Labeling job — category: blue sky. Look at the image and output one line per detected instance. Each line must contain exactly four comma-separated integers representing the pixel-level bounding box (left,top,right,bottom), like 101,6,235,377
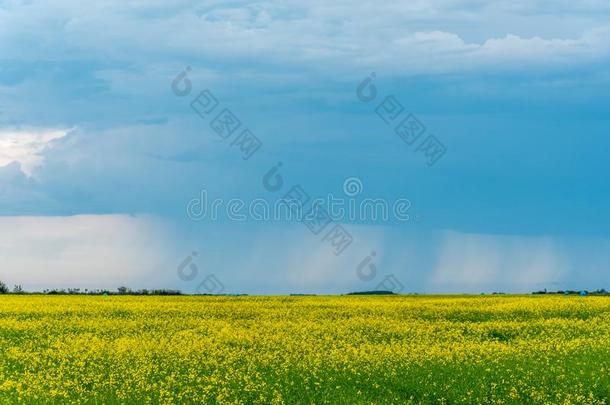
1,0,610,294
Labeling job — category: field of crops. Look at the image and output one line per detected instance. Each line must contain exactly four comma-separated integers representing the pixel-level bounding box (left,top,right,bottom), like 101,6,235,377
1,295,610,404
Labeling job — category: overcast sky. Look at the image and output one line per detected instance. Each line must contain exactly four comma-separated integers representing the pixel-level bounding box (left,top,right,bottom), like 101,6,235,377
1,0,609,294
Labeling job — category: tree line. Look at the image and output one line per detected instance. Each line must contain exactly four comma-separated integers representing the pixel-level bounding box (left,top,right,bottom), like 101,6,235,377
0,281,182,295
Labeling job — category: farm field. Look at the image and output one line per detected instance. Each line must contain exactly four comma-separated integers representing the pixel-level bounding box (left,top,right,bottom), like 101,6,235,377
1,295,610,404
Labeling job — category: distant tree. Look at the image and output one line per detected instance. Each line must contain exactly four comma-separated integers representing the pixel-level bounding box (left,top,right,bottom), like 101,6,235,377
152,289,181,295
0,281,9,294
347,290,396,295
117,286,131,295
13,285,24,294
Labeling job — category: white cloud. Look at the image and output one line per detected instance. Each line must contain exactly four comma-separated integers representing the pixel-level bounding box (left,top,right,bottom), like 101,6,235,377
0,128,68,176
1,1,610,78
0,214,178,291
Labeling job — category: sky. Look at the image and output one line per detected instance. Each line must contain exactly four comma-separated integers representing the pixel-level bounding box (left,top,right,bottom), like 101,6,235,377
1,0,609,294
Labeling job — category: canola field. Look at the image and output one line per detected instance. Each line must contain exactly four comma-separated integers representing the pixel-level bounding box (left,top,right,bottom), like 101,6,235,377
1,295,610,404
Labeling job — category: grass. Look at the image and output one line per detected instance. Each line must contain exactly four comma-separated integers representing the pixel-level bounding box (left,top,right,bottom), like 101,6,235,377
0,295,609,403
